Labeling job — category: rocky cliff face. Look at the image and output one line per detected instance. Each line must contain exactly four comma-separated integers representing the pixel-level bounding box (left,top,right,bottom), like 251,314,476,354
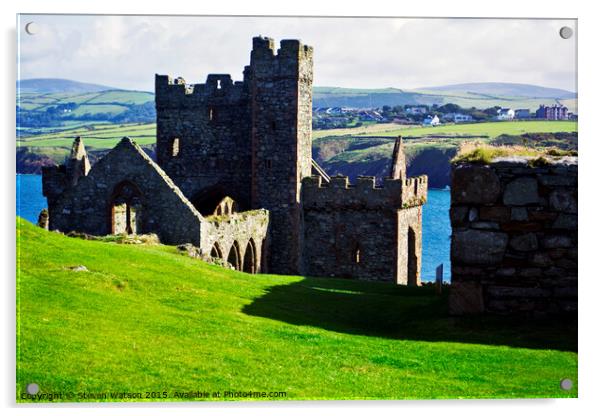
17,148,57,174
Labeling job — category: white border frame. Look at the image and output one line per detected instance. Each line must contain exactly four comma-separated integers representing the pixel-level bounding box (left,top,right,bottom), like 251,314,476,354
3,1,600,415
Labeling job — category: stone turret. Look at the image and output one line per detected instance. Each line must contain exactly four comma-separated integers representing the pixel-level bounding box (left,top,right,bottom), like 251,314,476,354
390,136,407,181
42,136,90,212
65,137,91,187
249,36,314,275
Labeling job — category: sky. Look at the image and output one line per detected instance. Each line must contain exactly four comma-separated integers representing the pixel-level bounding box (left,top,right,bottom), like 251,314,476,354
17,15,577,92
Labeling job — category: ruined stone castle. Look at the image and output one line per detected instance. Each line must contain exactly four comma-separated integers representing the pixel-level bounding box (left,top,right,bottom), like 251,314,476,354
42,36,427,284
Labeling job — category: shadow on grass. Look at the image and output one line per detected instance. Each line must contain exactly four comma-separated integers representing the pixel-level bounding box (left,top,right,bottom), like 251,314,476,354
242,277,577,352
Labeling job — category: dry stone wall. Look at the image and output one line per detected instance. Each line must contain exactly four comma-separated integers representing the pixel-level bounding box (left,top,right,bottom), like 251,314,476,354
449,157,577,316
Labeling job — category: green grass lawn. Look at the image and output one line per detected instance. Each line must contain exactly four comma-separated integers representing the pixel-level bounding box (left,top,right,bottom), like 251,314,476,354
16,218,577,402
315,120,577,141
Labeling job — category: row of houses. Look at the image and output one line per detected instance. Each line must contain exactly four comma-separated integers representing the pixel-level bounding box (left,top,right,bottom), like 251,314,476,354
314,103,575,129
422,113,475,126
535,104,571,120
496,105,574,121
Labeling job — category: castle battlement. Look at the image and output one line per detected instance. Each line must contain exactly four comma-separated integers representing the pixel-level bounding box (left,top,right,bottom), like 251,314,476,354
251,36,313,59
250,36,313,80
155,73,249,109
302,174,427,211
402,176,428,206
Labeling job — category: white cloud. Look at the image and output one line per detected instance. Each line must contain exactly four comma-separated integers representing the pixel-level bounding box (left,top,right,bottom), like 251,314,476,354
18,15,577,92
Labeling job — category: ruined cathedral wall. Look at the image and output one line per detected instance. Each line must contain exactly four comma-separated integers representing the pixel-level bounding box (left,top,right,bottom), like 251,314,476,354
48,140,204,246
449,158,578,316
301,175,426,282
155,74,253,207
200,209,270,272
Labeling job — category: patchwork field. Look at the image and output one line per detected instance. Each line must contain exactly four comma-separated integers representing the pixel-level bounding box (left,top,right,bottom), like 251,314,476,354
18,123,157,149
17,218,577,401
314,120,578,140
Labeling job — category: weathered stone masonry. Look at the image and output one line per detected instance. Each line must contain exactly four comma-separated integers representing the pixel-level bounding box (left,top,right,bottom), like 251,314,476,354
43,138,204,246
155,37,314,275
449,157,577,315
302,175,427,283
42,36,427,284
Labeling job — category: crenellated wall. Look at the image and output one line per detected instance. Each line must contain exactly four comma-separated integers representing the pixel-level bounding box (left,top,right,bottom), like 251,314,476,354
302,175,427,210
301,174,427,283
449,157,577,316
155,72,253,210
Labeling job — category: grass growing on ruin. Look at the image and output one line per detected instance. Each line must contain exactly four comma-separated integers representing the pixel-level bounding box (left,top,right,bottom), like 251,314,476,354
452,142,578,164
16,218,577,401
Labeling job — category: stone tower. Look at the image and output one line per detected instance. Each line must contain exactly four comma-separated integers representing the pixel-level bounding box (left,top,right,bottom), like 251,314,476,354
154,36,313,275
249,37,314,275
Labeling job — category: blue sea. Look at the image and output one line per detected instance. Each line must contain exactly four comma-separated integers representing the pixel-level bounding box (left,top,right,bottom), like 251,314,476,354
16,174,451,282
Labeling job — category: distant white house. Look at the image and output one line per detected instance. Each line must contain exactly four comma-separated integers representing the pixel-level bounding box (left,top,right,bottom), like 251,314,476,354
514,109,531,119
443,113,473,123
496,108,515,120
423,115,440,126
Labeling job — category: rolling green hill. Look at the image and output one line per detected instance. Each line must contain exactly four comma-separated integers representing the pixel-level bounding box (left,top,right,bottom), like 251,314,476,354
17,89,155,136
414,82,576,99
16,120,578,187
17,80,576,138
17,78,117,94
15,78,578,186
314,83,576,112
17,218,577,401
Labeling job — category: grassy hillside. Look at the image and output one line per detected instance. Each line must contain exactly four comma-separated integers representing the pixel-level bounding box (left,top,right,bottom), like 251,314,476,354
17,90,155,137
18,123,156,150
315,120,577,141
314,85,576,112
18,90,153,113
312,121,577,187
17,81,576,138
17,78,117,94
17,218,577,401
20,120,577,150
414,82,576,99
16,120,578,186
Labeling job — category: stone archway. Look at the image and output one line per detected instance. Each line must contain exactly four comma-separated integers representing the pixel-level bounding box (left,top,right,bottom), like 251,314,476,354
227,241,241,271
110,181,143,235
210,242,223,260
243,238,257,274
